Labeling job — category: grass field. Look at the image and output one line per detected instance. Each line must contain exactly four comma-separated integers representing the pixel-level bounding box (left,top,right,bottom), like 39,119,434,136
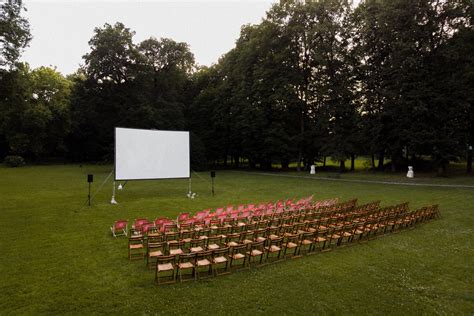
0,164,473,314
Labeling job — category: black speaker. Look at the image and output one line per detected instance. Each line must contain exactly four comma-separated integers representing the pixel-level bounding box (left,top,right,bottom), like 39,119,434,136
87,174,94,183
210,171,216,178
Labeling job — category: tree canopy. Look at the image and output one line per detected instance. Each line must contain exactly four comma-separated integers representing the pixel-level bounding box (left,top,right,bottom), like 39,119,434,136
0,0,472,174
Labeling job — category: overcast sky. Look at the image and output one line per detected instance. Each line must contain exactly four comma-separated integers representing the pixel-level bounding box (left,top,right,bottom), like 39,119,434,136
21,0,276,75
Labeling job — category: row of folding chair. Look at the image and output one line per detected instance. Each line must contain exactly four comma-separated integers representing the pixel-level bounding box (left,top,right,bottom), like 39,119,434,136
112,196,339,237
147,204,441,283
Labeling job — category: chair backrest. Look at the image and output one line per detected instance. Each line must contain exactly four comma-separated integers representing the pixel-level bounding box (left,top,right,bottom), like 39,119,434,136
163,223,178,233
231,244,248,255
177,212,190,222
207,235,221,245
178,252,196,264
114,220,128,230
269,237,284,247
190,238,205,248
250,240,265,252
141,223,155,234
156,254,176,266
212,247,230,257
134,218,149,228
165,232,179,242
196,250,213,261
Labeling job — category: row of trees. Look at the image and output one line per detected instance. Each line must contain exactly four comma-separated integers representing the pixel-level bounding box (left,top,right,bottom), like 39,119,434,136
1,0,473,173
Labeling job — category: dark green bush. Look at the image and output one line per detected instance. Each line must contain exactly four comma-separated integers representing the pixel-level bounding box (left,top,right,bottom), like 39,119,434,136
4,155,26,167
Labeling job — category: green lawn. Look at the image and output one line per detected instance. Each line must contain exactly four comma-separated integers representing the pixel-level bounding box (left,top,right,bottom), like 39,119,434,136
0,164,473,314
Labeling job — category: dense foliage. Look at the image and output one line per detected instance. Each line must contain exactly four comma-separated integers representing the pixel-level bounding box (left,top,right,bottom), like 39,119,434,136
0,0,472,173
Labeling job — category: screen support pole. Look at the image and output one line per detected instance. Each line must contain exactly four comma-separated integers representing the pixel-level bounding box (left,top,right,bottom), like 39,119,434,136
111,178,118,205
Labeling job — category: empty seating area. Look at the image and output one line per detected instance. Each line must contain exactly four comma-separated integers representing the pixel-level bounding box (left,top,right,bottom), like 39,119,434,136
111,196,440,284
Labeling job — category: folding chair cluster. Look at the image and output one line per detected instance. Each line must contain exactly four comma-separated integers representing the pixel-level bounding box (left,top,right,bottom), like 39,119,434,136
128,199,440,285
112,195,336,238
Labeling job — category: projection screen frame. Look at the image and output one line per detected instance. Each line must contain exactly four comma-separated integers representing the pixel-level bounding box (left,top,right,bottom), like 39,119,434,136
114,127,191,181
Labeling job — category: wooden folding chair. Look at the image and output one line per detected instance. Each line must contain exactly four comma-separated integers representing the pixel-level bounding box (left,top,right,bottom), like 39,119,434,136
282,234,300,258
128,235,145,260
212,247,231,276
147,241,166,269
195,250,214,279
246,241,265,267
177,253,196,282
155,255,176,285
265,237,283,263
225,232,242,248
297,231,314,255
230,244,248,271
189,238,206,253
168,240,185,256
206,235,222,251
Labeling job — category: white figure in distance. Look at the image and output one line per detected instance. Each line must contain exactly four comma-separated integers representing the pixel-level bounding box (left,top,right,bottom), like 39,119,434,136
407,166,414,178
310,165,316,175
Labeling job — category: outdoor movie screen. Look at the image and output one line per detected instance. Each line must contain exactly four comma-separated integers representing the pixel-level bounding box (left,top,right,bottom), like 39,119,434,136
115,127,190,180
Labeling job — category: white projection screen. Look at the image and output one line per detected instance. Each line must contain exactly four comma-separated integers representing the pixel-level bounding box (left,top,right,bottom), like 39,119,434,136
115,128,190,180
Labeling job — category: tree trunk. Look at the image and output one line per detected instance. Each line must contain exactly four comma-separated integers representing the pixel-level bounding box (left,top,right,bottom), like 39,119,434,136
339,160,345,173
377,151,384,171
249,159,256,169
350,154,355,171
371,154,376,169
281,159,289,171
234,155,239,169
467,148,472,174
323,156,326,168
437,162,446,176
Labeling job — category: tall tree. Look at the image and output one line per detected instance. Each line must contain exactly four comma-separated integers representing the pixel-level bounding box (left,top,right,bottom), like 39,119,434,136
1,65,72,158
0,0,31,69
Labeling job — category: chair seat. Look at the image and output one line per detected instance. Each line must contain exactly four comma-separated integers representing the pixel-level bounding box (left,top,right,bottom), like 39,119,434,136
307,228,317,233
227,241,239,247
237,222,246,226
249,249,263,256
207,244,220,250
256,237,266,242
198,235,208,240
190,246,204,252
178,262,194,269
232,253,245,260
267,245,281,252
286,242,298,248
343,232,352,237
316,237,326,242
158,263,174,271
269,234,279,240
129,244,143,249
182,238,192,243
355,230,364,234
149,250,163,257
302,240,312,245
243,239,253,244
197,259,211,266
213,256,227,263
169,249,183,255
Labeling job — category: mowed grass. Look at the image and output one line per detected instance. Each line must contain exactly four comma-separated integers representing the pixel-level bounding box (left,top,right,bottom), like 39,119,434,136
0,164,473,314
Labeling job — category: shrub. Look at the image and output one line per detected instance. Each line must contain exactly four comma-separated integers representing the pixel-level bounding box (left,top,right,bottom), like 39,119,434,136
3,155,26,167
